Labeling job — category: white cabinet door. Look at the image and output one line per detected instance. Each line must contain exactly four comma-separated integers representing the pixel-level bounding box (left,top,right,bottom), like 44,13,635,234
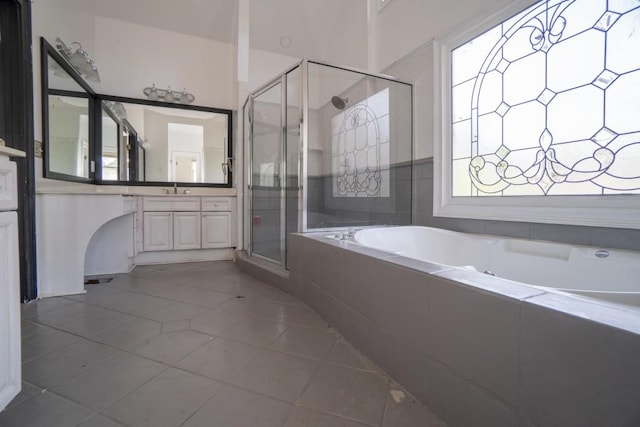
143,212,173,251
174,212,201,250
0,211,21,411
202,212,232,248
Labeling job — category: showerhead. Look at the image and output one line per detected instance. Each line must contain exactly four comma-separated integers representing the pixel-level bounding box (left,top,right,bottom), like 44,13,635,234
331,96,348,110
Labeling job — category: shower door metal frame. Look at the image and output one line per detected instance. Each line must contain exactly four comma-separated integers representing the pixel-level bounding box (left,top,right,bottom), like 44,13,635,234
246,62,303,266
245,59,412,266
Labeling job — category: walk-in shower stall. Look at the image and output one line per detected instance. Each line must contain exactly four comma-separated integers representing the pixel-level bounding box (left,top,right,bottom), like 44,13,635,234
244,61,413,267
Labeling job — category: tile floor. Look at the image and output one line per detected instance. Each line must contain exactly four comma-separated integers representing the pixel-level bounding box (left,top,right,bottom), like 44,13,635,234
2,261,445,427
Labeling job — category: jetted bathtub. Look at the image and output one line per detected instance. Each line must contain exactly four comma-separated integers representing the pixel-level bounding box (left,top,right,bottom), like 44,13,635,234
354,226,640,308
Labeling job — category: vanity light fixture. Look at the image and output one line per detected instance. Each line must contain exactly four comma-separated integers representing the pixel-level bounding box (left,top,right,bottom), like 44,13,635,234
55,37,101,82
143,84,195,104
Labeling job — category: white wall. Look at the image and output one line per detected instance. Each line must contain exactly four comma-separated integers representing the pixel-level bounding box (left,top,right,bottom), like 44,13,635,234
93,17,237,109
368,0,516,71
323,0,369,69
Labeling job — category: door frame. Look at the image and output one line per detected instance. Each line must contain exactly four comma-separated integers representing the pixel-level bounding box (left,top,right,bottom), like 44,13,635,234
0,0,37,301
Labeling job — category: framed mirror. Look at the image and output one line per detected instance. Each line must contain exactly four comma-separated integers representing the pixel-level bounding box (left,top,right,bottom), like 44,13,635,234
98,98,232,186
41,38,96,182
41,37,233,187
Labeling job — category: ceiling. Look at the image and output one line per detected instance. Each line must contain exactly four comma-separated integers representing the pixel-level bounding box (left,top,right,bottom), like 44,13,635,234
90,0,367,60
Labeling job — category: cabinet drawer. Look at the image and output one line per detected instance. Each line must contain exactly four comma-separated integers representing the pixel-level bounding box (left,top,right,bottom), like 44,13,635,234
202,197,234,212
143,196,200,212
0,159,17,211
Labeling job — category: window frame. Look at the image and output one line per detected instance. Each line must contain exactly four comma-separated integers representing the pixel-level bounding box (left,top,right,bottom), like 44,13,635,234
433,0,640,230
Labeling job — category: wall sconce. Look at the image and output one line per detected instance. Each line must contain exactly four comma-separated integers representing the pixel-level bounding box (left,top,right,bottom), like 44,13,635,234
143,84,195,104
55,37,101,82
103,101,127,121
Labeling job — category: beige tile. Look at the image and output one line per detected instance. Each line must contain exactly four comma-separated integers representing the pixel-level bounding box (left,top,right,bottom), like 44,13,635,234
105,368,223,427
232,349,319,402
182,385,292,427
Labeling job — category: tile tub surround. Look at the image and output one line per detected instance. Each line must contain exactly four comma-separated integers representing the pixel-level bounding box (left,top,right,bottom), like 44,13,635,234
413,158,640,252
244,233,640,427
3,261,444,427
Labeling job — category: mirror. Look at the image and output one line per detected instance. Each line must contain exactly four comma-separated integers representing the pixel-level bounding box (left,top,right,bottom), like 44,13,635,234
42,37,232,187
43,40,95,181
101,101,230,185
47,95,90,178
101,105,119,180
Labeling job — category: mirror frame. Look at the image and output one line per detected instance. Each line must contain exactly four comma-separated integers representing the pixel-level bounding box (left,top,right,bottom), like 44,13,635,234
96,95,233,187
41,38,96,183
41,37,234,188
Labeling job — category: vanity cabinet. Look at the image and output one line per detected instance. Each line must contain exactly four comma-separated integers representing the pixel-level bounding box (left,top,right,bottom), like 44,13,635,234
201,197,234,248
141,196,234,253
0,148,23,411
143,212,173,251
173,212,201,250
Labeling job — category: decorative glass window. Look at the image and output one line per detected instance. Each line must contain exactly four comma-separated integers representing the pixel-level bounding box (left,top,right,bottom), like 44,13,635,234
331,88,390,198
435,0,640,229
451,0,640,197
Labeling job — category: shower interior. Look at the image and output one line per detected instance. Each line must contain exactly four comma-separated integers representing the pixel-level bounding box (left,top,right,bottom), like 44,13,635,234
244,60,413,268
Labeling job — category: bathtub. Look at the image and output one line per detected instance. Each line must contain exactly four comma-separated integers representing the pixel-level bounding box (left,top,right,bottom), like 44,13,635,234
354,226,640,308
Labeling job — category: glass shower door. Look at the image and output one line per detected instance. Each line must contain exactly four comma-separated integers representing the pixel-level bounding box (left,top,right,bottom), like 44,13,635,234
250,82,283,263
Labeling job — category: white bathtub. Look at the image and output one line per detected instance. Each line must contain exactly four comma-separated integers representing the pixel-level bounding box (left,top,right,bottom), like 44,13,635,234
354,226,640,308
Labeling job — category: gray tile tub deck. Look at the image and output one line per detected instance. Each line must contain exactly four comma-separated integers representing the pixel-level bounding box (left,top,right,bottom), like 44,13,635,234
2,261,445,427
273,233,640,427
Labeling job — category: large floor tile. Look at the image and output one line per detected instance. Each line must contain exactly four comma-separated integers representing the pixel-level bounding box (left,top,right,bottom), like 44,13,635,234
35,304,138,339
143,301,209,323
76,414,126,427
284,406,372,427
299,363,389,426
51,352,167,411
21,326,81,362
218,317,288,347
178,289,235,309
21,297,79,320
382,384,446,427
232,349,320,402
72,285,173,316
23,339,119,388
131,330,213,365
21,320,48,338
182,385,293,427
5,381,42,409
270,326,338,360
176,337,263,382
190,309,247,336
91,316,163,350
0,391,93,427
104,368,223,427
325,338,379,372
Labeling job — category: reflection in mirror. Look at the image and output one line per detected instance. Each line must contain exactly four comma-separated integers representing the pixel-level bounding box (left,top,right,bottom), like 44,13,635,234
47,53,86,92
48,95,90,178
119,122,136,181
137,142,146,181
109,102,229,184
101,105,119,180
43,39,95,182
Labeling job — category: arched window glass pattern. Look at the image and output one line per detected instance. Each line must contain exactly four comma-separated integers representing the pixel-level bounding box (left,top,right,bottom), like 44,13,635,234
451,0,640,197
331,88,390,197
